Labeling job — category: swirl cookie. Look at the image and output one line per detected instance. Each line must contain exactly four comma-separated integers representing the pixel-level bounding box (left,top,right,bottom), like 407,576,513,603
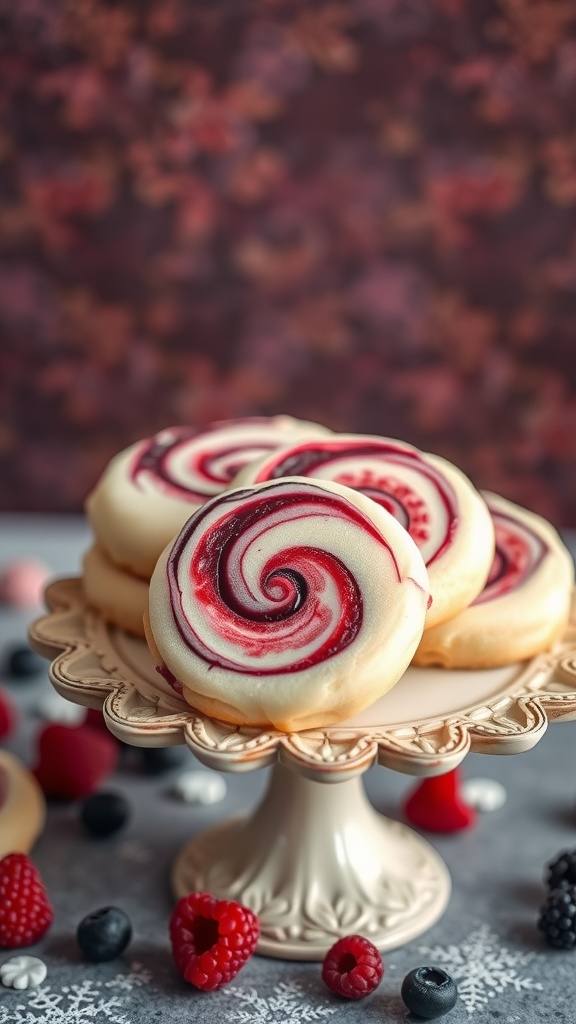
145,478,430,732
86,416,331,578
413,492,574,668
233,435,494,628
82,546,148,637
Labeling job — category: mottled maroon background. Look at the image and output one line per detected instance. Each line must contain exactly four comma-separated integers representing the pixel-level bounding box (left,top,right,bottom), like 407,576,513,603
1,0,576,523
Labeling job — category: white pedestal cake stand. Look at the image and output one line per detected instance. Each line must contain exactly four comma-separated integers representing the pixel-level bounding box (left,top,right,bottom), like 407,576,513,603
30,579,576,961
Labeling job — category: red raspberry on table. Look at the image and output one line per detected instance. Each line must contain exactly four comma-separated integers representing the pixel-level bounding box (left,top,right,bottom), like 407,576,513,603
33,722,118,800
0,686,16,740
0,853,53,948
169,892,260,991
322,934,384,999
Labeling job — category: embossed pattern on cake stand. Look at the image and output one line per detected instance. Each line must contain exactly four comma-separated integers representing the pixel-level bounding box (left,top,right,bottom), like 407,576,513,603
30,580,576,960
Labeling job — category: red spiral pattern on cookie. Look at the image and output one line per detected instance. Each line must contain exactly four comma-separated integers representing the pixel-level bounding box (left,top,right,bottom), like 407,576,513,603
130,418,322,504
166,481,398,676
473,505,547,606
247,439,457,566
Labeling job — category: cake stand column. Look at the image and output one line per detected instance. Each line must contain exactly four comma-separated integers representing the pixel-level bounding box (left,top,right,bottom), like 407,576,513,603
172,761,450,960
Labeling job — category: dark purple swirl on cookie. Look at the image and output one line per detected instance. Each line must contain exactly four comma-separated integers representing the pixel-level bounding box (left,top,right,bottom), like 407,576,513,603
248,438,458,565
165,481,399,676
130,419,300,503
472,504,547,606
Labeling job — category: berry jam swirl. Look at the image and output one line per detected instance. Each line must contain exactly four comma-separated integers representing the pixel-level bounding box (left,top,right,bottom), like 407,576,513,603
250,439,458,567
130,420,304,503
473,506,548,606
166,481,401,676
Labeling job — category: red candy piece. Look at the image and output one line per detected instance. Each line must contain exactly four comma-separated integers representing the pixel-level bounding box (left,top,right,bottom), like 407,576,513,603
322,934,384,999
170,892,260,991
404,768,476,834
0,560,49,609
0,687,16,740
0,853,53,948
33,723,118,800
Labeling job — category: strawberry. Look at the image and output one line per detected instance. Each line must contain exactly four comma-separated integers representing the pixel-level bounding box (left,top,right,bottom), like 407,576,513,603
170,892,259,991
0,853,53,948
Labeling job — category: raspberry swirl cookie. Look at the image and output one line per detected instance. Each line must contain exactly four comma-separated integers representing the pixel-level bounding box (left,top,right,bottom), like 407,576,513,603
414,492,574,668
145,478,430,732
233,435,494,628
86,416,330,578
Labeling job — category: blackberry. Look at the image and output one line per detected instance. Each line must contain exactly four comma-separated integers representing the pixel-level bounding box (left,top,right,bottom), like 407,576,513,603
537,887,576,949
546,849,576,891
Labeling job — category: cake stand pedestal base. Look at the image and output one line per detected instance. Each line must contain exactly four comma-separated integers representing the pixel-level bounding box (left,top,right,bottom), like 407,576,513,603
172,762,450,960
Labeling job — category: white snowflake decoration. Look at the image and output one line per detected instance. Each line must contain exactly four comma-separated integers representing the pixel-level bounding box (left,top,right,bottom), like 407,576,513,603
419,923,543,1014
0,962,150,1023
224,980,337,1024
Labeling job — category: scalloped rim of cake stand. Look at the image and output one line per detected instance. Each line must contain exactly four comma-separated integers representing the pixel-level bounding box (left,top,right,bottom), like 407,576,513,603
29,579,576,782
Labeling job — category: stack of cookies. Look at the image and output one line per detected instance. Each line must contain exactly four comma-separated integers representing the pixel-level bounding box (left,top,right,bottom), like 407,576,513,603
83,416,331,637
82,416,574,732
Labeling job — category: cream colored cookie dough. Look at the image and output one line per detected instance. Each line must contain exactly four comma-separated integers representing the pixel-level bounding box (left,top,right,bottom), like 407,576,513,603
233,434,495,629
86,416,331,578
146,477,430,732
413,492,574,668
0,750,46,857
82,545,148,637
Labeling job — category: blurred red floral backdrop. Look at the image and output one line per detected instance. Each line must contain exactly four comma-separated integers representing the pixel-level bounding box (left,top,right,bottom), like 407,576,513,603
1,0,576,523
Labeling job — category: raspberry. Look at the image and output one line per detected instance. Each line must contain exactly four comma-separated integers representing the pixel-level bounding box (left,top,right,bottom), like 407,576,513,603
322,934,384,999
0,854,53,948
546,849,576,891
0,687,16,740
169,892,259,991
33,723,118,800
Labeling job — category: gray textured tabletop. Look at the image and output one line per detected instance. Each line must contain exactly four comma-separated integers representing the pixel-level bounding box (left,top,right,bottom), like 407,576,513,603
1,515,576,1024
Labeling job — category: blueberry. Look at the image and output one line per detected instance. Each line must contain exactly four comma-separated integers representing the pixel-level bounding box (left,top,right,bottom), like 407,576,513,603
77,906,132,962
3,644,44,679
80,791,130,838
141,746,186,775
401,966,458,1019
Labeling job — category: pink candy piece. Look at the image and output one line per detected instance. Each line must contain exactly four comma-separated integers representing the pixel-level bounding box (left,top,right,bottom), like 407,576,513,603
0,561,50,609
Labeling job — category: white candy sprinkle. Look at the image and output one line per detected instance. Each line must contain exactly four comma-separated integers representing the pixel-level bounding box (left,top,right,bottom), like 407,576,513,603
462,777,507,813
36,688,86,725
172,771,227,805
0,955,47,990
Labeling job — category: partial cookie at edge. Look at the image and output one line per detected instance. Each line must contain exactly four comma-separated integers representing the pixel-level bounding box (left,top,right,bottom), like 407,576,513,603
413,491,574,668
